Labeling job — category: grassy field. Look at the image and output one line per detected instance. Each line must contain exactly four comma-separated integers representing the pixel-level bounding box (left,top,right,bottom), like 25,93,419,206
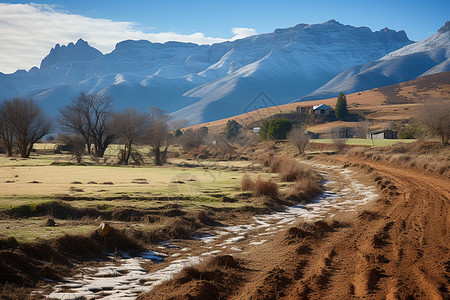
0,156,270,201
0,152,276,242
309,138,417,147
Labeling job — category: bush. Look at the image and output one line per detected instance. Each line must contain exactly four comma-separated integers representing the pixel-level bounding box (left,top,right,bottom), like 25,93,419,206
179,128,205,151
287,178,322,202
253,178,278,199
241,174,254,191
240,176,278,199
223,120,242,140
269,156,316,182
398,124,417,139
61,134,86,163
259,119,293,140
333,138,346,153
268,119,293,140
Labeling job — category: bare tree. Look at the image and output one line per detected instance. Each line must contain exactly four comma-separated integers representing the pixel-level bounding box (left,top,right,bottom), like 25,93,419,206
178,128,205,151
57,100,91,154
0,98,52,158
357,119,371,139
415,99,450,147
57,92,114,157
168,119,188,131
288,126,309,154
0,102,15,156
331,127,348,153
61,134,86,163
110,108,149,164
145,107,171,166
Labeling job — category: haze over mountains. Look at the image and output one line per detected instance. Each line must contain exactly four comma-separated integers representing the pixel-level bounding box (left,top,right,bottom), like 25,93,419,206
1,20,448,124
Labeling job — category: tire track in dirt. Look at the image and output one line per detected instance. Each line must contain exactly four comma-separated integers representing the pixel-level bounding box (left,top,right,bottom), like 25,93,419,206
230,158,449,299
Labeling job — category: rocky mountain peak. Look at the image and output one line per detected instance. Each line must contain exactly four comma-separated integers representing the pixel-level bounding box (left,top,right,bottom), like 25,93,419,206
40,38,103,70
324,19,341,25
438,21,450,33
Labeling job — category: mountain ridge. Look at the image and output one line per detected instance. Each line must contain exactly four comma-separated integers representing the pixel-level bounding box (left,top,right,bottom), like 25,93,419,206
301,20,450,101
0,20,419,124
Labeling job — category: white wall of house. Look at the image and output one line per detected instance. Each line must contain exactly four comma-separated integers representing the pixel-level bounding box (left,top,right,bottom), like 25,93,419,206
313,109,333,115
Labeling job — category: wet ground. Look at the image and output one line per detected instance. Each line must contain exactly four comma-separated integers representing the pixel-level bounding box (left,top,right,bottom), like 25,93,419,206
40,162,378,300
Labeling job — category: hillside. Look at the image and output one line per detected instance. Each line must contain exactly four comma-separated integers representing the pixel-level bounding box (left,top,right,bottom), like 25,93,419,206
304,21,450,101
188,71,450,134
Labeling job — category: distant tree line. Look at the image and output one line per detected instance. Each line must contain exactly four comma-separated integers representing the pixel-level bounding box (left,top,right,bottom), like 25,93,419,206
0,93,180,165
1,92,447,162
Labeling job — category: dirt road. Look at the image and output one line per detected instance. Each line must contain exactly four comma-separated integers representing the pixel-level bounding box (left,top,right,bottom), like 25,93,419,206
144,157,449,299
231,158,449,299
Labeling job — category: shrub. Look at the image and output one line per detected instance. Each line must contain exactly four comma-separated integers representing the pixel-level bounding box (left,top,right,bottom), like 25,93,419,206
241,174,254,191
240,175,278,199
267,119,293,140
259,119,294,140
269,156,316,182
398,124,417,139
179,128,205,151
289,178,322,200
333,138,346,153
223,120,242,140
253,178,278,199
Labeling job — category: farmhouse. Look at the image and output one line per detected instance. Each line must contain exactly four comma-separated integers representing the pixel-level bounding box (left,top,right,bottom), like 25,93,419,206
367,129,398,139
297,105,313,114
313,104,334,115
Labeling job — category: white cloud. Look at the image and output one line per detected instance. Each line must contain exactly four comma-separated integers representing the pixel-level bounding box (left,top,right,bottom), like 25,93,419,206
0,3,257,74
230,28,258,40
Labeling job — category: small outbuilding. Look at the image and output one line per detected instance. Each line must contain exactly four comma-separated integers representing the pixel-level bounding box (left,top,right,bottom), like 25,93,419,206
297,105,313,114
313,104,334,115
367,130,397,139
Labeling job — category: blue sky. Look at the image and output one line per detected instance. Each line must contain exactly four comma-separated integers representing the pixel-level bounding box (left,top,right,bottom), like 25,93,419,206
0,0,449,73
3,0,448,40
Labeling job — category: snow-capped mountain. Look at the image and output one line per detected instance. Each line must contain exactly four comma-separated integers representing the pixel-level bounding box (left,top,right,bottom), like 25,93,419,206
303,21,450,101
0,20,413,124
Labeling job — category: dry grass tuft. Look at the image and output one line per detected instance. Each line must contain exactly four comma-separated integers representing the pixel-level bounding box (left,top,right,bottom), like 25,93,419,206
253,178,279,199
269,156,316,182
240,175,278,199
141,254,243,299
241,174,254,191
287,178,322,202
134,217,197,244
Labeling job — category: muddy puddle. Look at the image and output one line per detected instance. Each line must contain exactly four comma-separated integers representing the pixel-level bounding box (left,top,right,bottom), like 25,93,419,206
40,163,377,299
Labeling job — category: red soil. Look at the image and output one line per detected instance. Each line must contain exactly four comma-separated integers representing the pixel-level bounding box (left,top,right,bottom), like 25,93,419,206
141,157,449,299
